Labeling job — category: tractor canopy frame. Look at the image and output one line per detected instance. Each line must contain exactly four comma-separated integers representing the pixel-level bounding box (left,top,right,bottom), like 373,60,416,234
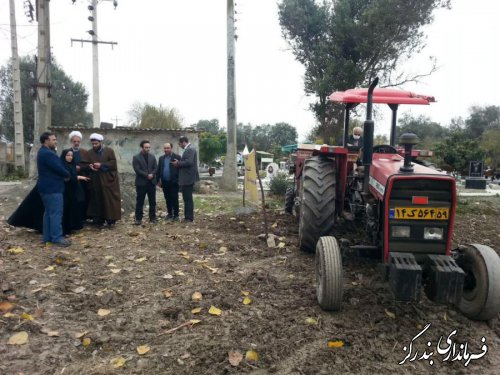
329,88,435,147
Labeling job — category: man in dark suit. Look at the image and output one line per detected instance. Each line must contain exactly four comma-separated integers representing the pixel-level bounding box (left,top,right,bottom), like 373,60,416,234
37,131,71,246
132,140,158,225
156,142,181,221
172,136,200,222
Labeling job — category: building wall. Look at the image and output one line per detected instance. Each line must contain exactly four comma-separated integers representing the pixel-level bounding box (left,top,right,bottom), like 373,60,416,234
50,127,200,174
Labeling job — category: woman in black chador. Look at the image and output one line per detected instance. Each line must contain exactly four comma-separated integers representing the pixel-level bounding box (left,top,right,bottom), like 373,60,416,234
60,149,89,234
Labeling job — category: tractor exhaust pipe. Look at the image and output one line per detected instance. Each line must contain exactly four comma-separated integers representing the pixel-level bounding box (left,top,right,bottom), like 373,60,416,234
363,77,378,195
399,133,419,173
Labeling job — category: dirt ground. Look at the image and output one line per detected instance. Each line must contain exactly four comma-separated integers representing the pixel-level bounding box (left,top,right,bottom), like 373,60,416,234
1,181,500,374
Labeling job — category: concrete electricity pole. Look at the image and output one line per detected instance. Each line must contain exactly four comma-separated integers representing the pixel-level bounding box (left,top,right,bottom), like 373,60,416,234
30,0,51,177
221,0,238,191
9,0,25,171
71,0,118,128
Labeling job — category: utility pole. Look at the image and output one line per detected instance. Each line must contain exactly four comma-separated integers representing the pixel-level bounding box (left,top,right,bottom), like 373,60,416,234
9,0,25,171
71,0,118,128
221,0,238,191
30,0,51,178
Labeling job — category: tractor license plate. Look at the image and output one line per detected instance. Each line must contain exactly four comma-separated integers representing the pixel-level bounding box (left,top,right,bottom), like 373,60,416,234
390,207,449,220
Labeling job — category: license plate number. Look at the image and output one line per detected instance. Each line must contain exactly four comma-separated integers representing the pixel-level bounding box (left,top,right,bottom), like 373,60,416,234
390,207,449,220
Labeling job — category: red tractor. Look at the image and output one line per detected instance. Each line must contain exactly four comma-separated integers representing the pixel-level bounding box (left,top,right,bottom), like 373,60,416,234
288,78,500,321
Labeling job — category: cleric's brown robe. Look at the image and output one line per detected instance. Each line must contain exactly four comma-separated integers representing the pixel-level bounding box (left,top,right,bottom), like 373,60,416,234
84,147,121,221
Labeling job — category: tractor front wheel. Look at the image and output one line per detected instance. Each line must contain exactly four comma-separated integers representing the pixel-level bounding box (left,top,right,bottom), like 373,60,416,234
456,244,500,321
298,157,336,252
316,236,343,311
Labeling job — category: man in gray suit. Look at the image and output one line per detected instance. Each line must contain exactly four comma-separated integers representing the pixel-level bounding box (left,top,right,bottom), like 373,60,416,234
132,140,158,225
172,136,200,222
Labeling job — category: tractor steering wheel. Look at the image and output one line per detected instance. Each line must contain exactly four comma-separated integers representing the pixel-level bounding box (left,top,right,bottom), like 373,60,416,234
373,144,398,154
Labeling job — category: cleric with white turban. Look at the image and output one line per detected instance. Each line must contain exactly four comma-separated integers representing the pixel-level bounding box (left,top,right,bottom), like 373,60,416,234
68,130,86,167
89,133,104,142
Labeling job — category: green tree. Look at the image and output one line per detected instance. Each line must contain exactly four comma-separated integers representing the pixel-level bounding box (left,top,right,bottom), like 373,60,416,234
268,122,298,146
374,134,389,145
0,55,91,142
194,119,220,135
464,105,500,139
129,103,183,129
236,123,254,149
396,113,448,149
481,128,500,171
199,132,227,165
278,0,449,141
434,131,484,174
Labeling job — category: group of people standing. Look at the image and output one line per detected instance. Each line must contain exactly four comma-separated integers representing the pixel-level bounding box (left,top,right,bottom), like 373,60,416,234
8,131,199,247
9,130,122,247
132,136,199,225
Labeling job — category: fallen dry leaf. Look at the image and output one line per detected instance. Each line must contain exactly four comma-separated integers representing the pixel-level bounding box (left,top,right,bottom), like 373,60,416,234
384,309,396,319
82,337,91,347
8,247,24,255
241,291,250,296
191,291,203,301
8,331,29,345
41,328,59,337
73,286,86,294
242,297,252,305
97,309,111,317
20,312,34,321
271,222,278,228
135,257,147,263
137,345,150,355
74,331,89,339
110,356,126,368
245,350,259,362
0,301,15,313
208,306,222,316
163,289,174,298
305,317,318,325
228,350,243,366
191,307,202,314
3,312,16,318
189,319,201,325
44,265,55,272
110,269,121,274
327,340,345,348
174,270,185,276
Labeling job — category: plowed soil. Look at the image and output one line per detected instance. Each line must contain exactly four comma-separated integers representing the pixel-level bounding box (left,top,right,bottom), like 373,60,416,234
1,182,500,374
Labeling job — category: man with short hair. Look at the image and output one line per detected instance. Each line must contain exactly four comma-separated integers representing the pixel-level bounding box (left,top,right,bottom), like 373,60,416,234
132,140,158,224
157,142,181,220
37,131,71,246
172,136,199,222
85,133,121,227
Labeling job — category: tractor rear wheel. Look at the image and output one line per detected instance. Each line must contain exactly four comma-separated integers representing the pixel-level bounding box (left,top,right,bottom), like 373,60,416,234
298,157,336,252
285,186,295,214
456,244,500,321
316,236,343,311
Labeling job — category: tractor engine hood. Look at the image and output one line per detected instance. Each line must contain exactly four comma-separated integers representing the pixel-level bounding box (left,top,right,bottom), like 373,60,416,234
368,153,448,199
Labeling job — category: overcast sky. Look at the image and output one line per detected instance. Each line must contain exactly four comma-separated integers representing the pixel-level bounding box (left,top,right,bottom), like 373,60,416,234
1,0,499,141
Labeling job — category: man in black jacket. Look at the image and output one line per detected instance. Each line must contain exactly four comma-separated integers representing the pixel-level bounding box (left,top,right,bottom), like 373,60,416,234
132,140,158,225
157,142,181,221
172,136,200,222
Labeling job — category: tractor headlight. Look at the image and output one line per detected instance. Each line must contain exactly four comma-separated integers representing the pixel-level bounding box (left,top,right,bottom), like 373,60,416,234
392,226,411,238
424,227,444,240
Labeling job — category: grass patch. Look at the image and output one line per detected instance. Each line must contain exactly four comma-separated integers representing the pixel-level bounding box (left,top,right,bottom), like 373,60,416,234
194,193,284,215
456,196,500,215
